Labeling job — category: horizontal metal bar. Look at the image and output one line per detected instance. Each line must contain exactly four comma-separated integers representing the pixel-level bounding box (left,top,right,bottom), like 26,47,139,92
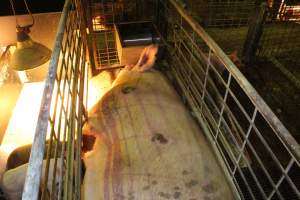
168,0,300,164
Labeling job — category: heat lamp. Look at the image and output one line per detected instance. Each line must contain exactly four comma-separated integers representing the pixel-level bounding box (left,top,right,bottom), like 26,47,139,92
9,25,51,71
8,0,52,71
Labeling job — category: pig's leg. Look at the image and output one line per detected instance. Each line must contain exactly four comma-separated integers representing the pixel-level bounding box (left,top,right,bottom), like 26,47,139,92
0,159,62,200
132,44,159,72
111,45,159,87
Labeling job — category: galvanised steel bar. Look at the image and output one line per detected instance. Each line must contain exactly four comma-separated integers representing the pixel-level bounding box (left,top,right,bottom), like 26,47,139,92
158,0,300,199
168,0,300,166
22,1,72,199
22,0,88,199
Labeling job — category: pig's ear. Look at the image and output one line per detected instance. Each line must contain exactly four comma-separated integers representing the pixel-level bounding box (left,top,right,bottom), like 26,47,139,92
135,44,159,72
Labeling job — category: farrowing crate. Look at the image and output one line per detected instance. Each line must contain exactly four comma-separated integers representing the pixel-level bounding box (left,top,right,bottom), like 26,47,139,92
22,0,300,199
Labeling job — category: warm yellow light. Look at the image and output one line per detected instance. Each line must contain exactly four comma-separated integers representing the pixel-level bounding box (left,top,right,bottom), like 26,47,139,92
17,71,29,83
87,71,113,110
0,80,74,157
1,82,45,155
92,16,109,31
0,144,18,156
0,70,114,172
0,98,12,111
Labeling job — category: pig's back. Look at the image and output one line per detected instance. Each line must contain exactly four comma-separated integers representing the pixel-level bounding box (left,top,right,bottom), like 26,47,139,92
83,70,235,200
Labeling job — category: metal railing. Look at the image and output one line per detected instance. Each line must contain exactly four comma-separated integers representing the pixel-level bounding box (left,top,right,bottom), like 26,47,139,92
86,0,122,70
257,0,300,78
20,0,300,199
258,0,300,59
22,0,88,199
156,0,300,199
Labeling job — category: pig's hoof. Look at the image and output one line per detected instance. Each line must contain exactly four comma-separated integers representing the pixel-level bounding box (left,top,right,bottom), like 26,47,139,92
151,133,168,144
121,86,136,94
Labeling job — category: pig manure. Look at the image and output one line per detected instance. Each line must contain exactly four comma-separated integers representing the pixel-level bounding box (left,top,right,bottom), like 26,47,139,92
122,86,136,94
182,170,189,175
158,192,171,199
173,191,181,199
151,133,168,144
185,179,199,188
143,185,151,190
173,186,180,190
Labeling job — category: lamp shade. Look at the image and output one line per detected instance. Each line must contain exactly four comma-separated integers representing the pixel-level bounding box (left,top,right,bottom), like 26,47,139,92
9,31,51,71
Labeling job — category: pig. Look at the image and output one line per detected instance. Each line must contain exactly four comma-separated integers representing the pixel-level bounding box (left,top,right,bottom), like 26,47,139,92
5,141,63,170
81,44,235,200
0,159,62,200
208,50,242,75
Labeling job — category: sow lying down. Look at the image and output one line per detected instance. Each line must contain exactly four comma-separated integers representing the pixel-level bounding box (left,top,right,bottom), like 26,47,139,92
82,45,234,200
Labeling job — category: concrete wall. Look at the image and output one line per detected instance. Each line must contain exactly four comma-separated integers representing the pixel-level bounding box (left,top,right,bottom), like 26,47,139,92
0,12,61,48
0,12,61,144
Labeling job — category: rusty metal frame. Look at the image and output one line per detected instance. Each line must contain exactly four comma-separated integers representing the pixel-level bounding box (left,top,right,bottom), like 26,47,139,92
22,0,88,199
157,0,300,199
20,0,300,199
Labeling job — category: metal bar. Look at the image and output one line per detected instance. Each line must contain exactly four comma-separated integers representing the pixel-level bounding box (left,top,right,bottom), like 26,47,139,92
168,0,300,164
158,1,300,199
58,43,73,200
75,49,86,200
169,57,241,199
22,1,72,199
242,3,267,65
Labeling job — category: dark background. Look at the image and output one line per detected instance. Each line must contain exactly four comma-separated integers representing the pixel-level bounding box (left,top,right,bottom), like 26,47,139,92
0,0,64,16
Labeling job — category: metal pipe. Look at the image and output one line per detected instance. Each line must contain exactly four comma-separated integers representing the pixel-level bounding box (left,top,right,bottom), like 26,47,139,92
168,0,300,164
22,0,72,199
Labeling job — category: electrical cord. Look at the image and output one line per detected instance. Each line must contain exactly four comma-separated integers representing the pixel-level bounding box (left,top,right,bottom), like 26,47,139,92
8,0,35,28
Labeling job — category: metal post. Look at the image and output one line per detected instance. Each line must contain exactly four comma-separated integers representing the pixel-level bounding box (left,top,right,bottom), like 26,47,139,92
242,3,268,66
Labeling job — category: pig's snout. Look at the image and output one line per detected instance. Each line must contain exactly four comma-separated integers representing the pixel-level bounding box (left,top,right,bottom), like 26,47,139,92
82,135,96,153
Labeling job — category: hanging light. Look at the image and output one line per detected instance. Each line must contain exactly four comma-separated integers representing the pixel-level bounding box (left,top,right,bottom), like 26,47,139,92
8,0,52,71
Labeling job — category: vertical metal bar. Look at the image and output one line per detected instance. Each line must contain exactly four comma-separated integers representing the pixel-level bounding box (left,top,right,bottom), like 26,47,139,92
268,159,295,199
159,1,300,200
22,1,71,199
75,46,86,200
64,30,81,200
242,2,267,65
233,108,257,175
200,49,211,111
214,73,231,140
41,68,66,199
168,0,300,165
